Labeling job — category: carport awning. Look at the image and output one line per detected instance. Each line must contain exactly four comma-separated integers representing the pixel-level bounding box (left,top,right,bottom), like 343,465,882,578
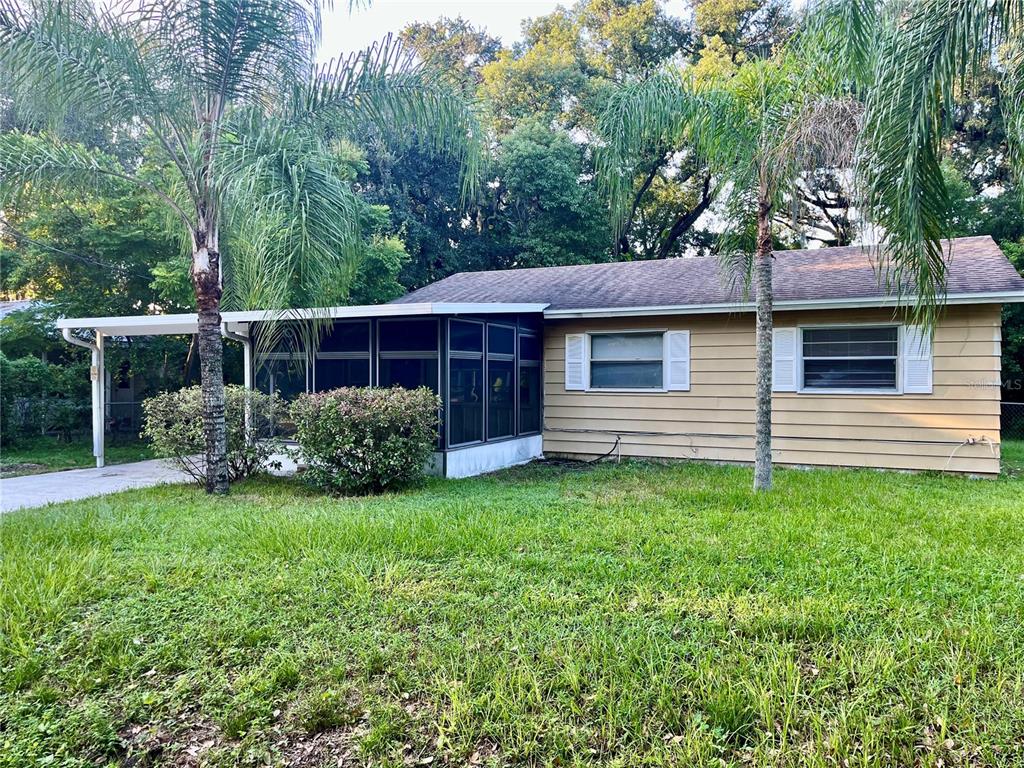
57,312,201,336
55,302,549,337
58,301,550,470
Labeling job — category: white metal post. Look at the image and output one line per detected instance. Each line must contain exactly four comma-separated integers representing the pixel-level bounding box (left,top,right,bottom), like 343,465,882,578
94,331,105,467
62,327,105,468
243,335,253,438
243,334,252,390
222,324,253,440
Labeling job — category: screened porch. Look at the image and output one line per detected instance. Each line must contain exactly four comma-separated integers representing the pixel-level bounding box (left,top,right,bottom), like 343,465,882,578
253,311,545,471
57,302,548,477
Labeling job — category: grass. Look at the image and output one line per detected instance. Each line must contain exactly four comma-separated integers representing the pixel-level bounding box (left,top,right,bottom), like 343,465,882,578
0,436,153,478
1,456,1023,767
1002,437,1024,477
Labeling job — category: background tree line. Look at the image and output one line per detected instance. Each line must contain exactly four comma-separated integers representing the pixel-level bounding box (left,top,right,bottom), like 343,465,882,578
2,0,1023,442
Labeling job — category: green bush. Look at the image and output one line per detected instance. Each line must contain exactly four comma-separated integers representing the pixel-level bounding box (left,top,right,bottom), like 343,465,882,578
141,385,284,485
0,353,91,444
290,386,440,495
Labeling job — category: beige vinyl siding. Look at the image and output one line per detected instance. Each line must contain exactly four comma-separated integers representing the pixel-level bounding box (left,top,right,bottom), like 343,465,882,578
542,305,1003,475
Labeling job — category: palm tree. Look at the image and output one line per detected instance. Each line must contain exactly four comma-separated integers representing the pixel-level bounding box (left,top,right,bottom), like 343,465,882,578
851,0,1023,319
597,54,859,491
0,0,480,494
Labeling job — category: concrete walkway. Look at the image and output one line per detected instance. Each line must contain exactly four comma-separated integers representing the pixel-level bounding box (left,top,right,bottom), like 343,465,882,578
1,459,191,513
1,453,300,513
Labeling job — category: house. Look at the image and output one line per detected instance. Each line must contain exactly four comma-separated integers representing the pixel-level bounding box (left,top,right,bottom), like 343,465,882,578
58,236,1024,476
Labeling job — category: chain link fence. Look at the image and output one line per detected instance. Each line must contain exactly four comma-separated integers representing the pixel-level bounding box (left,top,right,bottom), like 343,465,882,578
1003,402,1024,440
107,400,145,436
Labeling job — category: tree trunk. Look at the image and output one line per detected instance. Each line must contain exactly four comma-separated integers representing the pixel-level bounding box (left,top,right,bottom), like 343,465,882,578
656,173,714,259
753,192,774,492
192,232,229,494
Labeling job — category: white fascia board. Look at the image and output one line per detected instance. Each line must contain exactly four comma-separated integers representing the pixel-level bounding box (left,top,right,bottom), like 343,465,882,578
56,313,199,335
542,291,1024,319
221,302,548,323
56,303,550,336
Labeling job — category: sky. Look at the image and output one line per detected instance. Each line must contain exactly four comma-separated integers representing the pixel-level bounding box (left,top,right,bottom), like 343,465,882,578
319,0,689,59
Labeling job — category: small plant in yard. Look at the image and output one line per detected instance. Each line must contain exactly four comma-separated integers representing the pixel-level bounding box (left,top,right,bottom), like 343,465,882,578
141,385,284,485
290,386,440,495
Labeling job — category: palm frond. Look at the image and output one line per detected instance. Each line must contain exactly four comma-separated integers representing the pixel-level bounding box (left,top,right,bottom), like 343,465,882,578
860,0,1022,326
0,130,194,227
296,34,483,202
0,0,140,123
776,95,863,178
795,0,882,93
1003,37,1024,186
595,68,752,241
152,0,322,111
0,0,201,189
594,67,693,239
217,109,366,352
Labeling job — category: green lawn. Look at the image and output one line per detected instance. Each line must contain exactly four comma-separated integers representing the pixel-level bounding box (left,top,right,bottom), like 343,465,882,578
1003,437,1024,476
1,459,1023,767
0,436,154,478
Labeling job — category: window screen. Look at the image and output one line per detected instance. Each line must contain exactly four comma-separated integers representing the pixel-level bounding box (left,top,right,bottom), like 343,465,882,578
519,333,541,361
256,357,307,400
314,321,371,391
801,326,898,390
518,364,541,434
449,357,484,445
319,321,370,353
488,324,515,356
378,318,439,393
487,359,515,439
589,332,663,389
314,358,370,390
379,319,438,352
450,320,483,353
379,358,438,391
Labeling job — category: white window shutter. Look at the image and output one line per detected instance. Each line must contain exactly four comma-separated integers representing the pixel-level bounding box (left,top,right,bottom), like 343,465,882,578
772,328,798,392
564,333,586,391
665,330,690,391
903,325,932,393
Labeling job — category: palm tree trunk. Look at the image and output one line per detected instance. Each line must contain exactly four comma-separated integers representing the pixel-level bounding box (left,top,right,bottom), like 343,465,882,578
753,192,774,492
192,229,229,494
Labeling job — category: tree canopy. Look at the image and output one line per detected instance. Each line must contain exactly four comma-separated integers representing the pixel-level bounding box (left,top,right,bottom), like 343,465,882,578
3,0,1024,408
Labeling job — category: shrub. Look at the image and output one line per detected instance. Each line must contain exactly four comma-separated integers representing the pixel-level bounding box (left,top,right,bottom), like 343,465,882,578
141,385,284,485
290,386,440,494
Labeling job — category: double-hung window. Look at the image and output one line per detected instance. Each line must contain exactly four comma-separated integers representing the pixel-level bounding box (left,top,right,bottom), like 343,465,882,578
801,326,899,391
564,330,690,392
589,332,665,389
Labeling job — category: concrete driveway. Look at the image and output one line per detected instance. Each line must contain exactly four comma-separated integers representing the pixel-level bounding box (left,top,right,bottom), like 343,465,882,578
1,453,299,513
0,459,191,513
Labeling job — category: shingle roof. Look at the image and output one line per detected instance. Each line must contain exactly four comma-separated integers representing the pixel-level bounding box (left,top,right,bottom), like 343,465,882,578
391,236,1024,312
